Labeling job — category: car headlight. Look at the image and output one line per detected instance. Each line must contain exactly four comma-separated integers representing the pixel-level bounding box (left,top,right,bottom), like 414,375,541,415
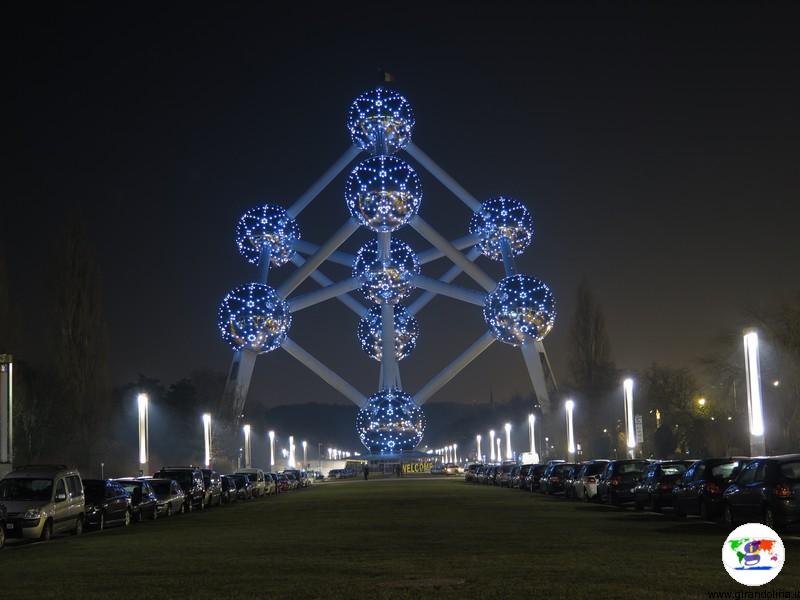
22,509,42,520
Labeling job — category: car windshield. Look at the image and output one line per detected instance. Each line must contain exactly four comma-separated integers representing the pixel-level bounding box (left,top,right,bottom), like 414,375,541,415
119,482,140,495
661,464,688,476
0,478,53,501
780,462,800,480
160,472,192,488
245,474,259,482
711,461,740,479
150,481,171,495
618,462,648,474
584,463,606,476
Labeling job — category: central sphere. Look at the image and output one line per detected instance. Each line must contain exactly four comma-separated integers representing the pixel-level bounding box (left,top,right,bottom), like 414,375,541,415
235,204,299,267
346,87,415,154
345,155,422,232
352,238,420,304
483,274,556,346
357,304,419,361
217,283,291,353
356,389,426,454
469,196,533,262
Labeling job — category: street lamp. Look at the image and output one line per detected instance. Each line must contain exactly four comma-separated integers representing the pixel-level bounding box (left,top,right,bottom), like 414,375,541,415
697,397,707,408
243,424,252,468
453,443,458,463
327,447,332,460
743,330,766,455
565,399,576,457
202,413,212,468
623,378,636,458
476,434,482,460
288,435,296,468
504,423,512,459
495,437,501,463
528,414,539,463
137,393,149,475
268,430,275,467
489,429,496,461
302,440,307,466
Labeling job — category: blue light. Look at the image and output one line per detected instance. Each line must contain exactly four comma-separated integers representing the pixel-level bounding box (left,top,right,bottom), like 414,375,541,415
469,196,533,262
235,204,299,267
345,155,422,232
356,388,426,454
483,274,556,345
346,87,415,154
352,237,420,304
357,304,419,361
217,283,291,352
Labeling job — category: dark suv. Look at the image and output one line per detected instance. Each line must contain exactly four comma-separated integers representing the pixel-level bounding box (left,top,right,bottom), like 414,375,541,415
597,459,650,505
154,467,206,512
672,458,745,520
201,469,222,507
723,454,800,530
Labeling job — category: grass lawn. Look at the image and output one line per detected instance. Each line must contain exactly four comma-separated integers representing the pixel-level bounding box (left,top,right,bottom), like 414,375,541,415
2,477,798,599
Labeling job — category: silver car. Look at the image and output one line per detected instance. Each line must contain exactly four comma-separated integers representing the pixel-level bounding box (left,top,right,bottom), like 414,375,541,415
0,465,85,540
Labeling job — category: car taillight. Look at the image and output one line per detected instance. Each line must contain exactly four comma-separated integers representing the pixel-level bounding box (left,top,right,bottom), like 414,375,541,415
775,483,791,498
705,482,721,495
610,475,622,486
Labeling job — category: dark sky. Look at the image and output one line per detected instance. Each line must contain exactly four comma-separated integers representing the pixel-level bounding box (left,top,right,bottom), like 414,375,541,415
6,2,800,414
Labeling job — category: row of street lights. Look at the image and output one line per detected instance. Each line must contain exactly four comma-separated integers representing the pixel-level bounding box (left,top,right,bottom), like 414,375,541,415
435,444,458,463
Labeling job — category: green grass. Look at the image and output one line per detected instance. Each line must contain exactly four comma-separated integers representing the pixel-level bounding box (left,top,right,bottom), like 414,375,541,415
2,478,798,599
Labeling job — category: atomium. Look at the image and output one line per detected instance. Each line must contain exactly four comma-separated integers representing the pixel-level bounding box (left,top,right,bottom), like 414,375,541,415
356,388,426,454
469,196,533,262
217,283,291,353
235,204,300,267
346,87,415,154
357,304,419,361
483,274,556,346
352,237,420,304
345,155,422,232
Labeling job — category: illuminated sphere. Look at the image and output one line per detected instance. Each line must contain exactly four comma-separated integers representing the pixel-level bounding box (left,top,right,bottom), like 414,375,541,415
356,389,426,454
352,238,420,304
483,274,555,345
345,155,422,232
357,304,419,361
346,87,415,154
217,283,291,353
235,204,299,267
469,196,533,262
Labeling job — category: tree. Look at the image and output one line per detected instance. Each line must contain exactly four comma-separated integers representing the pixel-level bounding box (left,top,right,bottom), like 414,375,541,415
642,363,699,456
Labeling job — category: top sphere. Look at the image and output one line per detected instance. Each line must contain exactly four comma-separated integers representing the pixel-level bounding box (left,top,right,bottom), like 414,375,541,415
347,87,415,154
483,274,555,346
345,155,422,233
235,204,299,267
469,196,533,262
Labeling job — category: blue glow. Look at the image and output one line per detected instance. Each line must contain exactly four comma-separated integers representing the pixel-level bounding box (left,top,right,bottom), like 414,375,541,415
469,196,533,262
217,283,291,352
356,388,426,454
235,204,299,267
345,155,422,232
346,87,415,154
357,304,419,361
352,237,420,304
483,274,556,345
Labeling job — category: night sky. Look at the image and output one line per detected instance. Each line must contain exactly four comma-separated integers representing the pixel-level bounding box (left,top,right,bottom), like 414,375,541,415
6,2,799,413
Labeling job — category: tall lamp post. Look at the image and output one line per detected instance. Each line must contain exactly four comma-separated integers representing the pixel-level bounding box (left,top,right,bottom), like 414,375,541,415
476,434,482,461
137,393,149,476
528,414,539,463
565,400,576,458
453,443,458,464
743,330,766,456
504,423,512,459
243,424,252,468
302,440,308,467
489,429,496,461
268,430,276,467
288,435,296,468
495,437,502,463
623,378,636,458
202,413,212,467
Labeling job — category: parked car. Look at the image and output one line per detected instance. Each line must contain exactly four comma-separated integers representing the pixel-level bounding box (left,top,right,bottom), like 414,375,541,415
464,464,481,483
148,478,185,516
723,454,800,530
201,469,223,507
282,471,300,490
525,465,547,492
0,465,85,540
231,474,254,500
444,463,463,475
597,460,650,505
275,474,290,493
495,464,516,487
153,467,206,512
540,463,579,495
220,475,238,504
236,469,267,497
633,460,693,511
84,479,132,530
571,460,609,501
512,465,532,489
0,503,7,549
115,478,159,522
431,464,445,475
282,469,306,489
267,473,281,494
673,458,745,520
564,464,586,499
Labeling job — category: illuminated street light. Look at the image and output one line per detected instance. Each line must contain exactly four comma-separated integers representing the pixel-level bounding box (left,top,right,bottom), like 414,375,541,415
202,413,212,468
453,443,458,463
327,447,332,460
773,380,780,387
476,434,482,460
623,378,636,458
302,440,307,466
495,437,501,463
137,393,149,475
504,423,512,459
243,424,252,468
697,398,707,408
528,414,539,463
281,448,288,458
489,429,496,461
268,430,276,466
565,399,576,456
743,330,766,455
288,435,296,468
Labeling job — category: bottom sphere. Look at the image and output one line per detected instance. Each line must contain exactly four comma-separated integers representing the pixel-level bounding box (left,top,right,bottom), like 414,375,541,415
356,389,426,454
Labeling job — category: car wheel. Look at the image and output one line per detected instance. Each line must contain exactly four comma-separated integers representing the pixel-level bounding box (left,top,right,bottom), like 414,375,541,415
699,500,710,522
152,506,158,520
123,510,131,527
73,515,84,536
99,513,105,531
724,504,736,528
40,519,53,541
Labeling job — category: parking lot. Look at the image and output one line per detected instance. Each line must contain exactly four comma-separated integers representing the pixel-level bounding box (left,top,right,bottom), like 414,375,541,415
2,477,798,599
